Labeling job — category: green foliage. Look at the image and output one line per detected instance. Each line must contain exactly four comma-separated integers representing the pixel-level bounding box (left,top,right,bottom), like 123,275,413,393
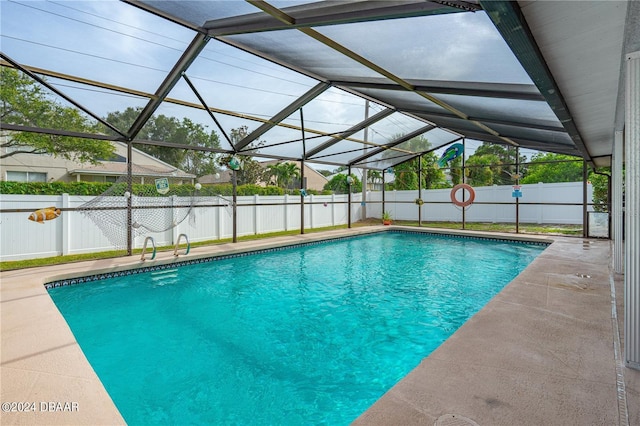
264,162,300,188
0,181,113,195
216,126,266,185
520,153,583,184
0,181,301,197
1,67,116,164
366,170,382,187
384,135,447,190
589,170,610,212
323,174,362,193
390,152,448,190
448,157,463,186
392,163,418,189
235,184,281,196
106,107,221,176
465,153,501,186
464,143,525,186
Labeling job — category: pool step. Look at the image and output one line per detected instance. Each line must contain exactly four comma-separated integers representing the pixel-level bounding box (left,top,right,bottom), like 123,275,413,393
150,269,179,286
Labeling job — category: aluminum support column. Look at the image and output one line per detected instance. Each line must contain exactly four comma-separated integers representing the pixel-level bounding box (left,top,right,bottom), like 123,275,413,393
625,51,640,369
613,130,624,274
582,159,588,238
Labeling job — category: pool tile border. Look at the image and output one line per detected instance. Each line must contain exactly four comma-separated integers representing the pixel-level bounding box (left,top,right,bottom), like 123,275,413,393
44,229,550,290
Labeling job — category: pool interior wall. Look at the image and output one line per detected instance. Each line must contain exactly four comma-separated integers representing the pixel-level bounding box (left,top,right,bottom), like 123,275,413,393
1,226,638,426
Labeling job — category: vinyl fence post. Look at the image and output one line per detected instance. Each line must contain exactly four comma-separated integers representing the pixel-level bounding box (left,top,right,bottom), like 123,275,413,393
254,194,260,235
331,194,336,226
284,194,289,231
309,194,314,229
62,193,70,255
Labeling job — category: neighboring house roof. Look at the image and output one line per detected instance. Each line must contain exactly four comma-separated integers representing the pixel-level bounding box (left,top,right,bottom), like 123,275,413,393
198,170,231,184
260,160,328,191
1,138,195,181
69,162,195,179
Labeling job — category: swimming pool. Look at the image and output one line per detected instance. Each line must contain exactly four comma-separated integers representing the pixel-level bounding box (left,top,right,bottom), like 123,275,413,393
48,231,546,425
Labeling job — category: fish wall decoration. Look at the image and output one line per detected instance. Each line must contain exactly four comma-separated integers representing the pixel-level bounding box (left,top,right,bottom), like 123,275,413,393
28,206,61,224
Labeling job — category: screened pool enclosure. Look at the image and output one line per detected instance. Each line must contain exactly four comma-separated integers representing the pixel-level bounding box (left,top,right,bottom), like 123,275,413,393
1,1,639,367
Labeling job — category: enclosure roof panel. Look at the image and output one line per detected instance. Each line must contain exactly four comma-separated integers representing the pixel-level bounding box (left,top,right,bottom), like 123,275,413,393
1,0,636,169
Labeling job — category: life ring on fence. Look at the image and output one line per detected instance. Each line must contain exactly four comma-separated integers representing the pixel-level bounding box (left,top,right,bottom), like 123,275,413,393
450,184,475,207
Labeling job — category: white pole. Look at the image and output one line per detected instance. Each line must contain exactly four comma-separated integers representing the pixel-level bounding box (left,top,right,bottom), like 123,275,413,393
613,130,624,273
361,100,369,221
625,50,640,369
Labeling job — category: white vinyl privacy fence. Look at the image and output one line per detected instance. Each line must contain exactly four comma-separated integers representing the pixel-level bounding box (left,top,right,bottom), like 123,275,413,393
369,181,594,224
0,193,361,261
0,182,592,261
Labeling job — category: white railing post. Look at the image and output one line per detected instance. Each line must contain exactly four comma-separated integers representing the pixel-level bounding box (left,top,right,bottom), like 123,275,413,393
492,185,498,223
218,196,226,239
62,193,70,255
171,195,178,246
537,182,543,224
331,194,336,226
254,194,260,235
284,194,289,231
309,194,314,229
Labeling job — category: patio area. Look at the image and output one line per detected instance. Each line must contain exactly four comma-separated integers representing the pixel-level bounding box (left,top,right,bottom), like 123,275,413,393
1,227,638,425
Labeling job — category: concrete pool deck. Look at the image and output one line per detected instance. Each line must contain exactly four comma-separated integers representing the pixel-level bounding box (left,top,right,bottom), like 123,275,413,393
1,226,638,425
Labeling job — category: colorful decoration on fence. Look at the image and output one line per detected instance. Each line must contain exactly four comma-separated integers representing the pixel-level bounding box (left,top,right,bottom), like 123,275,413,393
28,206,61,224
437,143,464,168
300,189,308,197
155,177,170,195
228,157,241,171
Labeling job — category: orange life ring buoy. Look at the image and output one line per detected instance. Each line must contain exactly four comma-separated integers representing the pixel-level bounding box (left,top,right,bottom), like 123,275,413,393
450,184,475,207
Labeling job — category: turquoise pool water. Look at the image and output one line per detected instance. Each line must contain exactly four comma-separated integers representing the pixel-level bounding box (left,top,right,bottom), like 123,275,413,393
48,232,546,425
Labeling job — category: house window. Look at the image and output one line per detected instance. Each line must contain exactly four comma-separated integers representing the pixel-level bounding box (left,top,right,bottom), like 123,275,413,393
5,171,47,182
84,175,119,183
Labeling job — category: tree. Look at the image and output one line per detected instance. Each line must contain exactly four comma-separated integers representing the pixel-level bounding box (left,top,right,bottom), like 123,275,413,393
465,153,501,186
384,135,447,190
464,143,526,186
105,107,221,176
217,126,265,185
520,153,583,184
367,170,382,189
323,173,362,193
448,156,463,185
176,118,221,176
1,67,115,164
589,170,610,212
265,162,300,188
